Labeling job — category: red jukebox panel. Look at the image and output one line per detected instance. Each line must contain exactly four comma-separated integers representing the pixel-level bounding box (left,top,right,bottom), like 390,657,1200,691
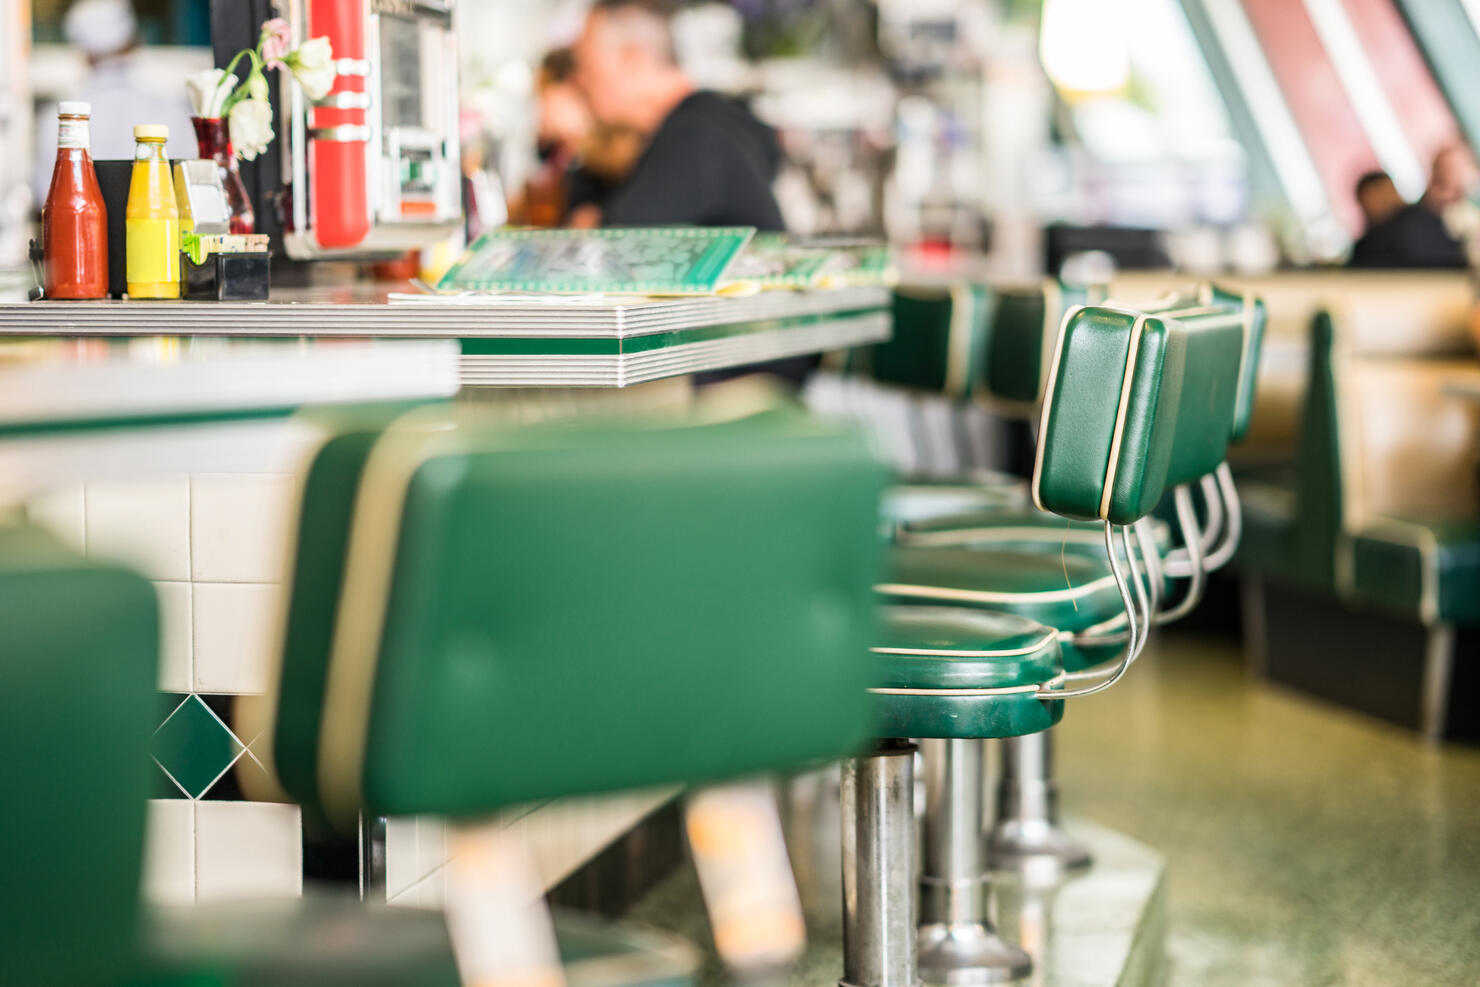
309,0,371,249
285,0,462,259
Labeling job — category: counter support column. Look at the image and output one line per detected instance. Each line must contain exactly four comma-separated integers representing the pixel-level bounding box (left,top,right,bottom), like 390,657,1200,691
841,740,920,987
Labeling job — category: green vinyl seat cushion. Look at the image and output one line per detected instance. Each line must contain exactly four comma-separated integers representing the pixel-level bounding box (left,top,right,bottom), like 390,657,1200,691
871,606,1065,739
269,410,886,832
1348,518,1480,624
898,507,1172,557
891,509,1164,675
1235,475,1300,576
882,470,1030,527
0,525,158,987
879,544,1124,631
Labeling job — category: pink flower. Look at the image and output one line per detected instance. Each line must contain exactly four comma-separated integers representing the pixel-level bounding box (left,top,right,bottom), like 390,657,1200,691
259,17,292,70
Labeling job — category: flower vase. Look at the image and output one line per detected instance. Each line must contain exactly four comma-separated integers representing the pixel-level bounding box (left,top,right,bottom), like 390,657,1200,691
191,116,255,234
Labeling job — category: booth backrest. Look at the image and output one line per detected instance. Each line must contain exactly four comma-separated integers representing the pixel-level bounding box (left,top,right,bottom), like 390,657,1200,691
1337,359,1480,525
1110,270,1474,465
1307,276,1477,531
267,410,886,833
1240,276,1480,590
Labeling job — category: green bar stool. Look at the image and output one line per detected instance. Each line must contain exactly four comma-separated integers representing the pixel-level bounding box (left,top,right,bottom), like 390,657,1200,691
4,407,887,985
259,408,886,983
841,304,1200,987
0,525,158,987
898,288,1267,873
860,283,1102,527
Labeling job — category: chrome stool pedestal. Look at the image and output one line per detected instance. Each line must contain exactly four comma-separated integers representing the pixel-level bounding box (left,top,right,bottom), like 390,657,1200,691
841,740,921,987
987,732,1091,873
918,739,1031,985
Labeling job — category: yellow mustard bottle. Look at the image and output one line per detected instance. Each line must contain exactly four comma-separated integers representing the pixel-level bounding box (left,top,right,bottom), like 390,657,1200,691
126,124,180,299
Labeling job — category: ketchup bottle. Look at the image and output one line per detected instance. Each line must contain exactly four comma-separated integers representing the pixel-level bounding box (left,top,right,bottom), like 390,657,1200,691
41,102,109,299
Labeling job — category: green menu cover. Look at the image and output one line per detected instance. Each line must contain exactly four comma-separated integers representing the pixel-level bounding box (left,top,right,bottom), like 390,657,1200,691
724,233,831,289
437,226,756,295
811,239,896,287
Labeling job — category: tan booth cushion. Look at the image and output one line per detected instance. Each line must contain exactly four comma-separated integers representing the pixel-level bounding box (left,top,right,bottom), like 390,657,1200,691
1109,271,1475,466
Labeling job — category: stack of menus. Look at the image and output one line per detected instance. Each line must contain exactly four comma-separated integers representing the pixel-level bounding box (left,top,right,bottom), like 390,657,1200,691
437,227,756,296
435,228,898,297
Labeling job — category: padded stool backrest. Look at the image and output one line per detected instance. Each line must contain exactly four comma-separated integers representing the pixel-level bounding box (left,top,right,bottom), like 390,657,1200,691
1141,284,1268,445
267,410,886,832
0,526,158,985
864,285,993,397
980,280,1100,414
863,279,1101,410
1032,303,1245,526
1032,308,1185,525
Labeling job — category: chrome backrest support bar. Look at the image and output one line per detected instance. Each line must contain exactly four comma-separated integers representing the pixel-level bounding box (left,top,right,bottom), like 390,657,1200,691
1048,522,1144,699
1156,485,1208,623
1201,463,1243,571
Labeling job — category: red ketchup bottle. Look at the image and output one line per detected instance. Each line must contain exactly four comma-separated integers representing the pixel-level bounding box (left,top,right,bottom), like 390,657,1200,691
41,101,109,299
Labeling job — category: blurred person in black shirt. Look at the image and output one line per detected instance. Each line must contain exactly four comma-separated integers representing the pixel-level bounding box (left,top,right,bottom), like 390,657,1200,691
1350,151,1471,269
1354,171,1403,230
508,48,641,229
573,0,806,384
571,0,785,232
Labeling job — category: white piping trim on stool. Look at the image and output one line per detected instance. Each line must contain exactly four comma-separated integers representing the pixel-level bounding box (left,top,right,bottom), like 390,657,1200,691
1100,315,1150,520
875,575,1121,605
1029,303,1082,514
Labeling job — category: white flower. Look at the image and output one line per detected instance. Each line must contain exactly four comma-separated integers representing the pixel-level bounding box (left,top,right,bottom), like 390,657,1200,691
186,67,237,117
228,97,274,161
247,72,269,102
288,37,336,100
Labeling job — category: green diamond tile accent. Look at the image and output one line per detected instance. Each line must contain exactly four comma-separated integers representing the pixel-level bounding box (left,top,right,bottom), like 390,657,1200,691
153,694,244,799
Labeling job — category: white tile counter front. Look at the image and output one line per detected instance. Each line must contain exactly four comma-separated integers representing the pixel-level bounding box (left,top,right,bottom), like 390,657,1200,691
26,421,314,906
29,463,681,907
29,453,678,907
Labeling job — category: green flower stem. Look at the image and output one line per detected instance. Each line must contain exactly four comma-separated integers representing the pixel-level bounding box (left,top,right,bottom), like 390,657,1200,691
220,48,265,117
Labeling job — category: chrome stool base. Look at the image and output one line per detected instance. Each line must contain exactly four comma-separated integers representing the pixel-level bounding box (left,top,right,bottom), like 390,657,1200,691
917,922,1032,985
918,739,1031,986
987,732,1092,875
986,820,1093,874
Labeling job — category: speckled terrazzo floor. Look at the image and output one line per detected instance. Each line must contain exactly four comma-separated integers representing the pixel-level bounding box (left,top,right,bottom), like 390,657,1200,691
625,632,1480,986
1055,633,1480,986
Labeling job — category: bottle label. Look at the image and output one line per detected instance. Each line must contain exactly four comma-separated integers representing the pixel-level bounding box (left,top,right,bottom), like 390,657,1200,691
126,216,181,295
58,119,90,149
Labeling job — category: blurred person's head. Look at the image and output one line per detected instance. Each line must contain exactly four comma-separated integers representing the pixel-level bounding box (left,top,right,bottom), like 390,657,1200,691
536,48,593,161
1355,171,1402,227
64,0,138,65
573,0,691,134
1426,146,1478,210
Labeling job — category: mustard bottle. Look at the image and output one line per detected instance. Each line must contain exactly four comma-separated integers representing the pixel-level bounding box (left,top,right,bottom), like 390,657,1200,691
126,124,180,299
